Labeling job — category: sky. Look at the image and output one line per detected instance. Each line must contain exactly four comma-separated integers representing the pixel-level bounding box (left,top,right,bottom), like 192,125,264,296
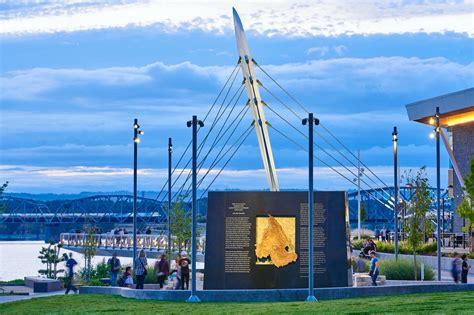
0,0,473,194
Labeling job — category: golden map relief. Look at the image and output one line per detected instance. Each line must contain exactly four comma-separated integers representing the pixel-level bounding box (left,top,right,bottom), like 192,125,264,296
255,215,297,268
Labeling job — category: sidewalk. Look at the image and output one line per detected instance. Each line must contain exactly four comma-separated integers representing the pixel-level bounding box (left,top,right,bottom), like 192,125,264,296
0,286,65,304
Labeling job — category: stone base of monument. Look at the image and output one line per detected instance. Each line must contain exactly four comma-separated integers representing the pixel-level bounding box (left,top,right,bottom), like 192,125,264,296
24,277,62,293
353,273,386,287
80,283,474,302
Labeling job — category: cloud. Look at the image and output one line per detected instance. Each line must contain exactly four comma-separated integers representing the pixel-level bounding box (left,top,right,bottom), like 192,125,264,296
0,164,448,194
1,1,472,37
333,45,347,56
2,57,472,104
306,46,330,56
0,61,229,101
306,45,346,56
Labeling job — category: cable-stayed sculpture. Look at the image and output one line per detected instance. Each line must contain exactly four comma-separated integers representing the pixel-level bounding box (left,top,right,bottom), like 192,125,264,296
144,8,401,229
233,8,279,192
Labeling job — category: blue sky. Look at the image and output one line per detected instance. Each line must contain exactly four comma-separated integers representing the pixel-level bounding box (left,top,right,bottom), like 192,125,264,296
0,1,473,193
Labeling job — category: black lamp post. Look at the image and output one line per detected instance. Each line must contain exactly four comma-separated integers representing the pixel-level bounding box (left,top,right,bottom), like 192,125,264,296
168,137,172,262
133,118,144,264
186,115,203,303
302,112,319,302
392,126,399,260
435,107,441,281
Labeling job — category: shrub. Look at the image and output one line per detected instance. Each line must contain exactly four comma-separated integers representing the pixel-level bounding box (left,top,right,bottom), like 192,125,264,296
379,259,434,281
78,259,110,284
83,278,103,286
375,242,394,253
0,279,25,285
357,241,437,255
144,266,156,284
418,242,437,254
351,257,369,273
350,228,374,240
352,240,365,250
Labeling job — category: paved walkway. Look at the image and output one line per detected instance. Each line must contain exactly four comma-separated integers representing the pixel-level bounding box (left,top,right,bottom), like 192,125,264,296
0,286,65,304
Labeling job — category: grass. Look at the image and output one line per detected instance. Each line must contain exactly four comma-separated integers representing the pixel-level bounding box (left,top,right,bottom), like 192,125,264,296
0,279,25,285
1,291,473,314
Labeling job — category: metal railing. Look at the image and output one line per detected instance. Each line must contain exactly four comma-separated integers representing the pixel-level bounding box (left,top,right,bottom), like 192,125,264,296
383,232,471,249
60,233,206,253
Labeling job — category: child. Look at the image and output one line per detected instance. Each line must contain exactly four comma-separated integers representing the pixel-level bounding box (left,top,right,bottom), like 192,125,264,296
118,266,134,288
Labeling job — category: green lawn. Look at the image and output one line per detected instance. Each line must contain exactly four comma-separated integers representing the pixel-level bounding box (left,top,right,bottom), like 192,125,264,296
1,291,473,314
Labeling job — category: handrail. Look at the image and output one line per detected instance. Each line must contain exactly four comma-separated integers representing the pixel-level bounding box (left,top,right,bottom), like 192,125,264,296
59,233,206,253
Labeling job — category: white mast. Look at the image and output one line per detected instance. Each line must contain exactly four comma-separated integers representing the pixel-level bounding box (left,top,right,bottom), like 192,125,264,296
232,8,279,191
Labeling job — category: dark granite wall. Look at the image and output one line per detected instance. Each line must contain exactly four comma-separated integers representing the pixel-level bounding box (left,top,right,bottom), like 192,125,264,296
204,191,350,289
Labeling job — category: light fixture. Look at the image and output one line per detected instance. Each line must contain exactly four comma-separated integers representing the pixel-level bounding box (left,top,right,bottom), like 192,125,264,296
429,132,435,139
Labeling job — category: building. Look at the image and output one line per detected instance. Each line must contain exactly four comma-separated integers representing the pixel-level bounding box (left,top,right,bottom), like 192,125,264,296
406,88,474,232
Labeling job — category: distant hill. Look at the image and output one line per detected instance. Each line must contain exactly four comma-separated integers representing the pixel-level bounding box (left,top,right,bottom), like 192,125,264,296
4,189,260,201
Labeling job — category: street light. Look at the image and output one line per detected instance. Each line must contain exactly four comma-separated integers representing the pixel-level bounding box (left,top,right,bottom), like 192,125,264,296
353,150,365,240
133,118,144,264
186,115,204,303
168,137,173,264
434,107,442,281
302,112,319,302
392,127,399,260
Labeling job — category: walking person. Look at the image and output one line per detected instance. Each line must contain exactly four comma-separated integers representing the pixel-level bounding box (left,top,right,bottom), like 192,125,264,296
179,251,191,290
369,251,379,286
134,249,148,289
154,253,170,289
65,252,78,294
381,226,387,242
107,252,121,286
374,226,380,241
461,254,471,284
452,254,462,283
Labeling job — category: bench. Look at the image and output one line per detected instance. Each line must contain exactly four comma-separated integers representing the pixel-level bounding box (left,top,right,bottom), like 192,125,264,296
353,273,386,287
24,277,62,293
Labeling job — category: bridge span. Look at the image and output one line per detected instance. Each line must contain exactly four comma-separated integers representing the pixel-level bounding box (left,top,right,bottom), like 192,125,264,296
1,195,167,224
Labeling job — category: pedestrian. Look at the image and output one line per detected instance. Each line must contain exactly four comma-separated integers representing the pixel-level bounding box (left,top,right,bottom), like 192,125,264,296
107,252,121,286
118,266,134,288
452,253,462,283
134,249,148,289
154,253,170,289
173,254,182,290
179,251,191,290
65,252,78,294
461,254,471,284
374,226,380,241
369,251,379,286
381,226,387,242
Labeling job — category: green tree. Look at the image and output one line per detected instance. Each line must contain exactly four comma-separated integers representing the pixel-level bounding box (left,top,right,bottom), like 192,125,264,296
360,202,367,222
458,158,474,251
38,242,68,279
82,226,98,281
404,167,431,280
170,197,191,252
0,181,9,214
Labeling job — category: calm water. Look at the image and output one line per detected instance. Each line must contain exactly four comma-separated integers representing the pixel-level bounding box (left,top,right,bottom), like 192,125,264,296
0,241,145,281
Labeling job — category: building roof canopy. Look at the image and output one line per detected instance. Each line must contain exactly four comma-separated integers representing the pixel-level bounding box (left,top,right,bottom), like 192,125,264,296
406,88,474,127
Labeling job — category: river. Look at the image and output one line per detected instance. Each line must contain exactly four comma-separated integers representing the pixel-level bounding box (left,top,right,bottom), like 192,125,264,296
0,241,139,281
